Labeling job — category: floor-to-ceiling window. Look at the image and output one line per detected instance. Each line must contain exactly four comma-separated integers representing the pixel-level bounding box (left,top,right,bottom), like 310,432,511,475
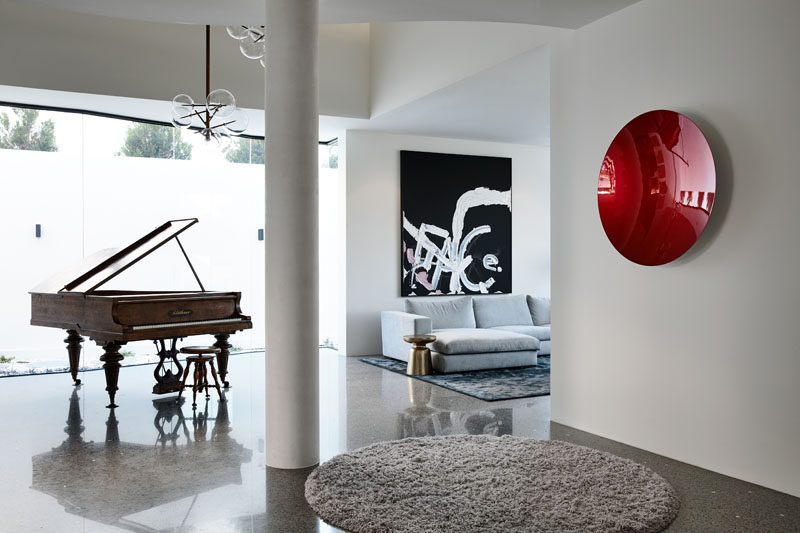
318,141,340,351
0,100,341,375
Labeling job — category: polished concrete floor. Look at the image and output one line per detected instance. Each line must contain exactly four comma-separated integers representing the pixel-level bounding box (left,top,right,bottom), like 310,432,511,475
0,351,798,532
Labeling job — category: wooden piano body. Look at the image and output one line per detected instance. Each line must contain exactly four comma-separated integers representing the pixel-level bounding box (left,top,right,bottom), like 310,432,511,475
30,218,252,407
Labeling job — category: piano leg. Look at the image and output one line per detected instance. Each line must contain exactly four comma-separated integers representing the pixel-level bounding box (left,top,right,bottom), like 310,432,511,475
64,330,84,386
213,333,232,388
99,341,125,408
152,338,184,394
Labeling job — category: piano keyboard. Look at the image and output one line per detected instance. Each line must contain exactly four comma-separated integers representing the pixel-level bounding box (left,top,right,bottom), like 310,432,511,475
131,318,246,331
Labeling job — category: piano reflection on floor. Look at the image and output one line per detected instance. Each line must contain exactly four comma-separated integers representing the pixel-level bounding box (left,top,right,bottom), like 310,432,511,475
30,390,252,531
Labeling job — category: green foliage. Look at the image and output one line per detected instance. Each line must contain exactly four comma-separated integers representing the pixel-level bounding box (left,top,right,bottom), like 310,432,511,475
320,338,337,349
0,355,14,363
118,123,192,160
224,138,264,164
120,350,135,358
0,107,58,151
320,146,338,169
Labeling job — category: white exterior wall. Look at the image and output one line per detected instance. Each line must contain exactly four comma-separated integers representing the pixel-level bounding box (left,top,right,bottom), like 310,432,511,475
550,0,800,497
0,143,266,362
343,130,549,356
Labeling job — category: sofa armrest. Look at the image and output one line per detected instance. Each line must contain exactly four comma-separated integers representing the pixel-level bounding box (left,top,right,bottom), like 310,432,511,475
381,311,433,362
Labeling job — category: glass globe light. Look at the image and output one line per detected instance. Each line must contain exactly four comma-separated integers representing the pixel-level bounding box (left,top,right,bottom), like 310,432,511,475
216,131,233,149
172,93,194,109
240,38,265,60
247,26,266,43
225,109,249,135
171,94,195,128
171,106,193,128
207,89,236,118
226,25,250,40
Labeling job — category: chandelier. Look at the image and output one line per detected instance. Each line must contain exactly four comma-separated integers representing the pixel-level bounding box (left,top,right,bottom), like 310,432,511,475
171,25,248,142
226,25,266,67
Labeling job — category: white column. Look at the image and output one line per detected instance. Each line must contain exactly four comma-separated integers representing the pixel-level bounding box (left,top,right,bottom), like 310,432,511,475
265,0,319,469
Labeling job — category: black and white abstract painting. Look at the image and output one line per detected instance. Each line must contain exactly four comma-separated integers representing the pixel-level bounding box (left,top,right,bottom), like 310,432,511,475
401,150,511,296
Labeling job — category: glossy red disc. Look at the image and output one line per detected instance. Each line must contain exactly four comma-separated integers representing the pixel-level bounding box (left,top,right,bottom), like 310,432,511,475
598,110,716,265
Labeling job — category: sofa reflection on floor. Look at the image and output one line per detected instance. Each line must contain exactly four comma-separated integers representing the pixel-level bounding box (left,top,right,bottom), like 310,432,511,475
381,294,550,373
398,380,514,437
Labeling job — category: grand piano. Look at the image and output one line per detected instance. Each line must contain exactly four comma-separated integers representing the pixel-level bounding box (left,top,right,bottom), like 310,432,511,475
30,218,252,407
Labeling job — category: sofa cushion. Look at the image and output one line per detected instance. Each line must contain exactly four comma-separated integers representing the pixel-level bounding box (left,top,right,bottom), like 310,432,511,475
404,296,476,330
473,294,533,328
491,325,551,341
431,350,538,373
431,328,539,355
527,296,551,326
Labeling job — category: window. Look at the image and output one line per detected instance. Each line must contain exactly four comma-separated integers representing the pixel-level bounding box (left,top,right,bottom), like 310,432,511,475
0,104,269,373
0,101,342,375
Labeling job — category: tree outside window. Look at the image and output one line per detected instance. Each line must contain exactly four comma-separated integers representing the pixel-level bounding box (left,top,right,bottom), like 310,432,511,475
224,138,264,164
0,107,57,152
117,122,192,160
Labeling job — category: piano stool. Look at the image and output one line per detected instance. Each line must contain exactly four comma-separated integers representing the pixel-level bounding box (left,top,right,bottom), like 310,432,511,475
177,346,224,408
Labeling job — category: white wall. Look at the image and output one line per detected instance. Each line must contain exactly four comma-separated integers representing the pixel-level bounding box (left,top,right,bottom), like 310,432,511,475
343,130,549,356
550,0,800,497
319,24,370,119
0,1,370,118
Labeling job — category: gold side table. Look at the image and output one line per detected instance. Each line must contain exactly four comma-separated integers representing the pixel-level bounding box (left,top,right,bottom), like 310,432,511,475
403,334,436,376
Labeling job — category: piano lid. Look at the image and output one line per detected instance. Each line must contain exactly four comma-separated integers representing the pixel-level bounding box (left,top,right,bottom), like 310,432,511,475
31,218,201,294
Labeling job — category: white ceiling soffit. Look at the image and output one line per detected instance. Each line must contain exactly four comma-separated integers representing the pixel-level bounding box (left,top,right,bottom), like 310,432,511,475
0,84,266,138
14,0,642,28
320,45,549,145
321,0,641,27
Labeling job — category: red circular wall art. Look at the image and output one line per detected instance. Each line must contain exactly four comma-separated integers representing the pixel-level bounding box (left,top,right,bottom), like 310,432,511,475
598,110,716,266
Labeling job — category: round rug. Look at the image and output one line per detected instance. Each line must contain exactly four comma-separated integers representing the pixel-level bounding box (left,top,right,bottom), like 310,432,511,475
305,435,680,533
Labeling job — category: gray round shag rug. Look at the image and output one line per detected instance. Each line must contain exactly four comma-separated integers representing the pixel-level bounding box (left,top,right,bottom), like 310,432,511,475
305,435,679,533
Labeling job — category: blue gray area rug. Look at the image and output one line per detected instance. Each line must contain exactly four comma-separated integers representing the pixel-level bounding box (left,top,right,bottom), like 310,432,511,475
359,356,550,401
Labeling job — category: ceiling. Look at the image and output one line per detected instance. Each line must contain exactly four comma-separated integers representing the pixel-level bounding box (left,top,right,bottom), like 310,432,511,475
17,0,641,28
320,45,549,145
4,0,641,144
1,43,549,145
0,44,551,145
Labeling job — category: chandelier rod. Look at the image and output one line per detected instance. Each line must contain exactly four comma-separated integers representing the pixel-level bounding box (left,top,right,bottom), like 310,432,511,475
172,24,248,139
205,25,211,98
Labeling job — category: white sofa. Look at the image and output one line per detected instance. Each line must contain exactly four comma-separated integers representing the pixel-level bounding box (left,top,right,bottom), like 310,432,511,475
381,294,550,373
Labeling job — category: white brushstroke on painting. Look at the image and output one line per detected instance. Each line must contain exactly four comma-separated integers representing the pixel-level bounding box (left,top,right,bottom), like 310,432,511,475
404,187,510,294
483,254,500,272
